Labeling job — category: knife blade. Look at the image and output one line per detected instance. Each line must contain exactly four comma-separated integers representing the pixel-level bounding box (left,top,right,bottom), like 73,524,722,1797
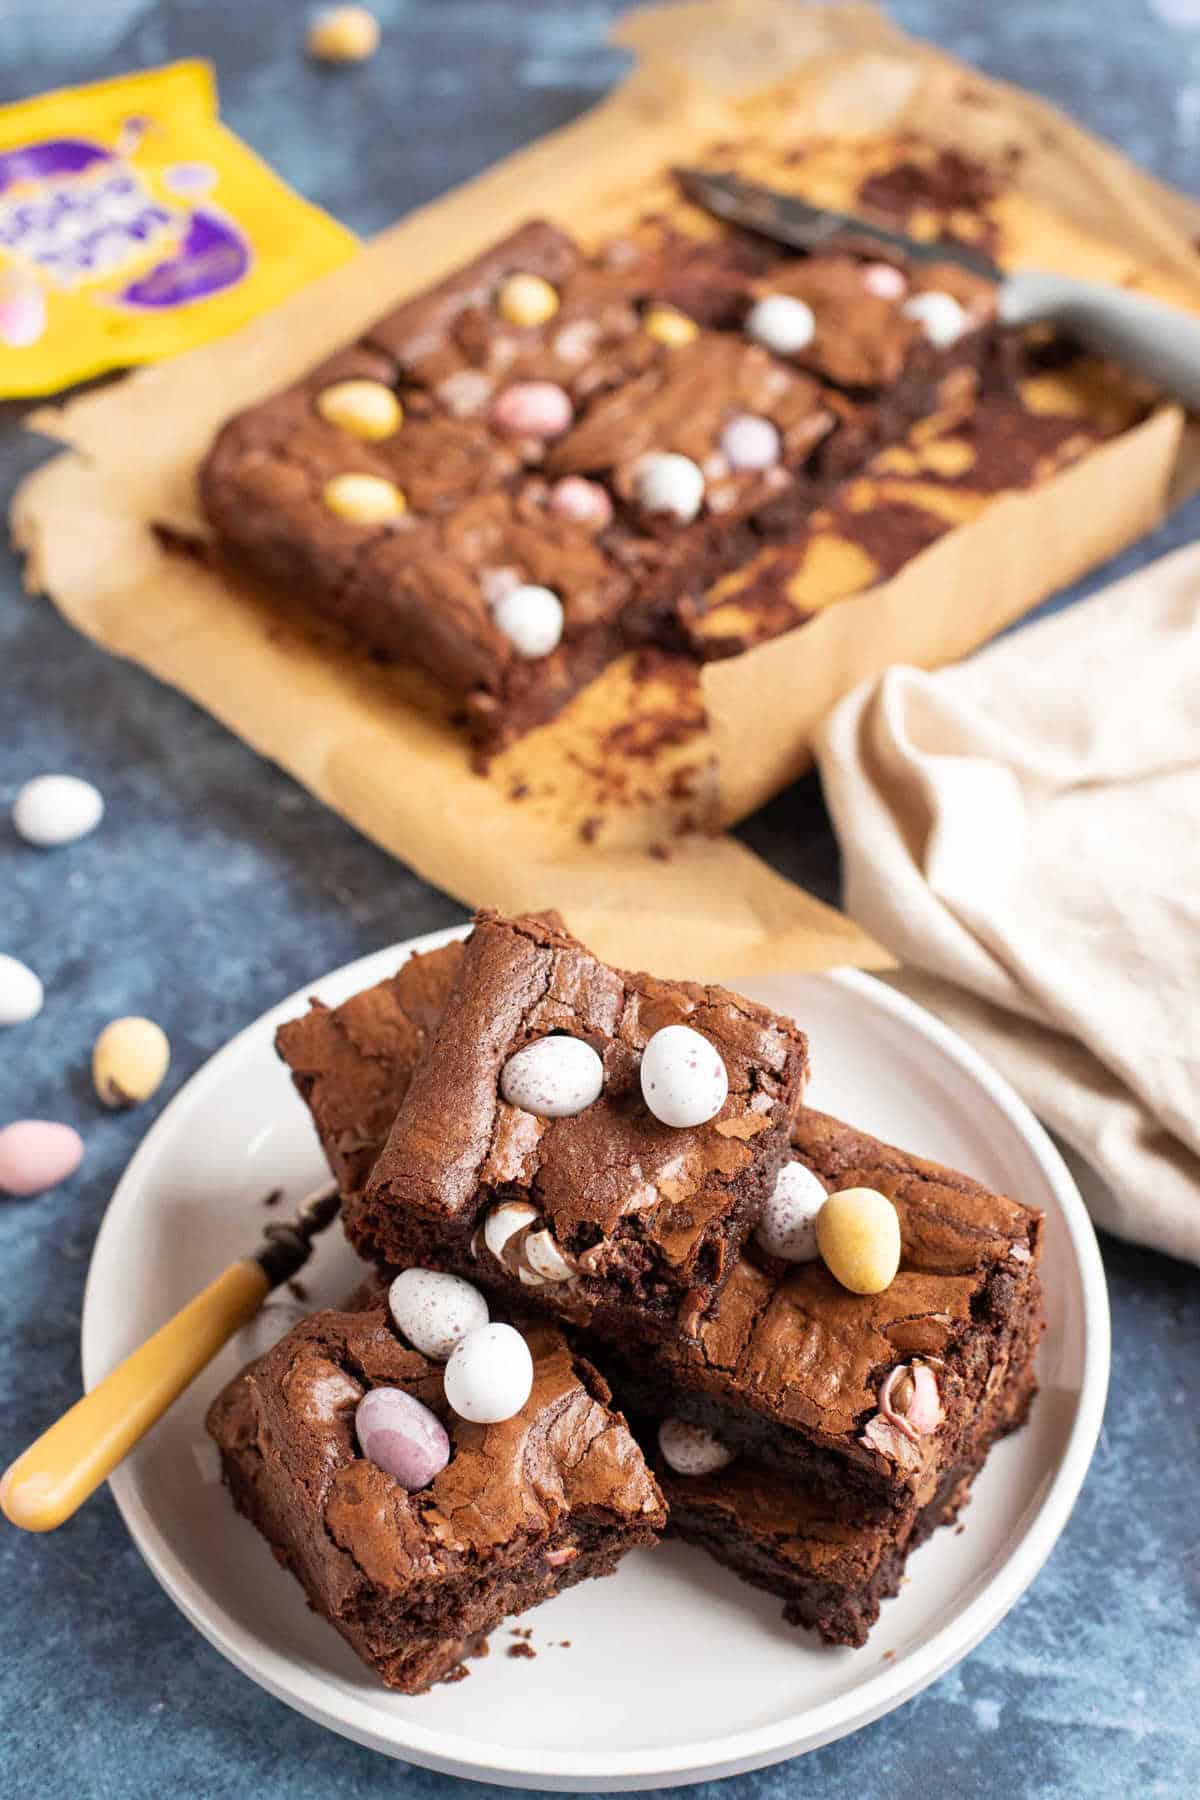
672,166,1200,412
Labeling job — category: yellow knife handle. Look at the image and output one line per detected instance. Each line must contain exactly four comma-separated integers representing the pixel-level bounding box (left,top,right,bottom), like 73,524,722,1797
1,1259,269,1532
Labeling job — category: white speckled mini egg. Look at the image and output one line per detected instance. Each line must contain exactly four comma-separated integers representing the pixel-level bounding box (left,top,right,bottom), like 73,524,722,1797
658,1417,734,1476
745,293,816,356
492,584,564,659
755,1159,827,1263
388,1267,489,1360
902,290,970,349
500,1034,604,1118
13,774,103,847
0,954,43,1027
640,1024,728,1128
443,1322,534,1424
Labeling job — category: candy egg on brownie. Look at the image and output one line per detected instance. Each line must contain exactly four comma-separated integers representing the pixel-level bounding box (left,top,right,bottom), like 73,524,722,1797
902,290,970,349
643,305,699,347
658,1418,734,1476
323,472,406,523
444,1322,534,1423
863,262,907,300
388,1268,489,1360
720,412,781,472
756,1159,827,1263
745,293,816,356
633,451,705,524
640,1024,728,1127
355,1386,450,1490
500,1034,604,1117
816,1186,902,1294
495,272,559,328
492,583,564,659
316,379,401,440
490,380,573,438
548,475,613,529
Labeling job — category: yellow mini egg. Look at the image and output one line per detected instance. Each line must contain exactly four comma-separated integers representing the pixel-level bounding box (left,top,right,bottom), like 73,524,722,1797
816,1187,901,1295
496,272,560,328
316,380,401,441
92,1017,170,1109
643,306,699,348
322,473,406,523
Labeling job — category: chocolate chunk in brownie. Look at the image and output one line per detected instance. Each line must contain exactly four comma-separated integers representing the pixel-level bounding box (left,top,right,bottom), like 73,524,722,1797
206,1297,665,1693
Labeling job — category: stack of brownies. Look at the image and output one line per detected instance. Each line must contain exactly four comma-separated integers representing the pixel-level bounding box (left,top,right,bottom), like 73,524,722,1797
207,911,1045,1690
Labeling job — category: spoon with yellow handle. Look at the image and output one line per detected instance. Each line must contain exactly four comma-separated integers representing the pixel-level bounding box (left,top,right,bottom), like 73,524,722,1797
1,1182,339,1532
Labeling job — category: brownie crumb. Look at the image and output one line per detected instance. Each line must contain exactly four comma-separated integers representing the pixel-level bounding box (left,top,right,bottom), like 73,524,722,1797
648,842,671,861
444,1662,472,1684
287,1279,309,1302
579,815,602,843
260,1187,283,1209
508,781,531,801
509,1626,534,1639
557,1640,572,1649
507,1643,537,1660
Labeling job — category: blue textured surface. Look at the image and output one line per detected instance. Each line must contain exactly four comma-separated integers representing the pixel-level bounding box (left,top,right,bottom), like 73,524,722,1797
2,4,1200,1795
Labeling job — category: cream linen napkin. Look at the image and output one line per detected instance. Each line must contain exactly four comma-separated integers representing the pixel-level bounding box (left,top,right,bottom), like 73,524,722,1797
815,542,1200,1266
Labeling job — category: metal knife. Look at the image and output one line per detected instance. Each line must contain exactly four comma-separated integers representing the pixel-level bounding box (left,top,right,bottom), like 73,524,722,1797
675,166,1200,411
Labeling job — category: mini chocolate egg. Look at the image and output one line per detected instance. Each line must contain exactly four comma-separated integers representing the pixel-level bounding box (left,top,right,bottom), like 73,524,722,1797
521,1228,575,1284
443,1322,533,1424
489,380,573,438
307,5,380,63
13,774,103,848
388,1268,489,1361
719,412,781,471
482,1200,539,1262
500,1035,604,1117
640,1024,728,1128
316,379,401,440
0,954,43,1027
643,306,699,347
755,1159,827,1263
323,472,406,523
496,272,559,328
902,290,970,349
816,1187,902,1295
548,475,613,529
863,262,907,300
745,293,815,356
633,452,705,524
92,1016,170,1109
492,584,564,659
658,1417,734,1476
0,1120,84,1198
355,1386,450,1490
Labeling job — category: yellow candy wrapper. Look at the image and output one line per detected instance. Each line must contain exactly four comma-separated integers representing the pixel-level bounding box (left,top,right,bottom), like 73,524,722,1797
0,61,356,397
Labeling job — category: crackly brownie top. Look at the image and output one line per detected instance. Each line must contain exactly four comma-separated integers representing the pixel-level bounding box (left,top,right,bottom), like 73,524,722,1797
360,911,808,1285
276,941,466,1199
207,1301,665,1600
659,1108,1041,1474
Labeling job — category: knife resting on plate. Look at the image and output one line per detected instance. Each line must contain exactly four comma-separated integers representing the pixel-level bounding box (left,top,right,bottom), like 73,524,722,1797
675,167,1200,411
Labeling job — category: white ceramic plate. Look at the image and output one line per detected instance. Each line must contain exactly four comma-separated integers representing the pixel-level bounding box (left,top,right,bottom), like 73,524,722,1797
82,927,1109,1790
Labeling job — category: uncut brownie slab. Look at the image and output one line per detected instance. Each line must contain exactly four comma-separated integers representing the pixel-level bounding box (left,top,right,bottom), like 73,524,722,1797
603,1109,1044,1518
653,1332,1038,1648
340,912,807,1342
206,1293,665,1693
198,205,1008,748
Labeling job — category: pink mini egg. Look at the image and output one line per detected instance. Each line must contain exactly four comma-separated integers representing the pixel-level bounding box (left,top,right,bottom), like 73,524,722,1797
490,380,573,438
863,262,907,300
355,1386,451,1490
0,1121,84,1197
0,275,47,349
548,475,613,529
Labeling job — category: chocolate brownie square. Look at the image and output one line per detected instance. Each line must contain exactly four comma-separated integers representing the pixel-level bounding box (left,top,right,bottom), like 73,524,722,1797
604,1109,1044,1516
206,1293,665,1693
348,912,809,1343
653,1332,1037,1647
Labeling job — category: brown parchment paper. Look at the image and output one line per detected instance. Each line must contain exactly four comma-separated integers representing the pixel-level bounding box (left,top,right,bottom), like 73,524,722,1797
13,1,1200,977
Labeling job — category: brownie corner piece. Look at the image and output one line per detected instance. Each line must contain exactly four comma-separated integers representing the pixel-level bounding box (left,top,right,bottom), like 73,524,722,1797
349,909,809,1341
206,1296,665,1693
